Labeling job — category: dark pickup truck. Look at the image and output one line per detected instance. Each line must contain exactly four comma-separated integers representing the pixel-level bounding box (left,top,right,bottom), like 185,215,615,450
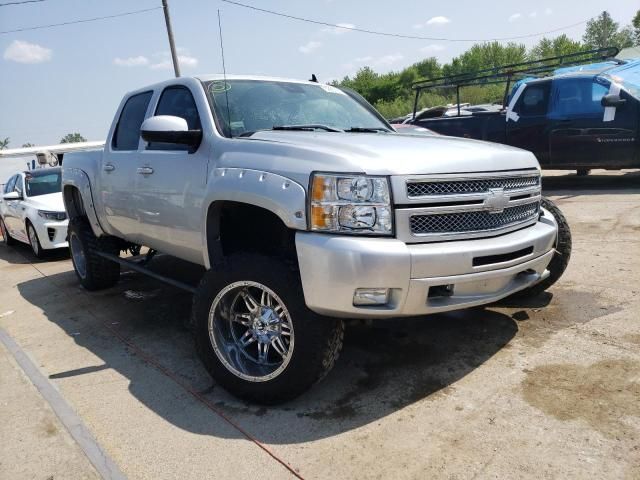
410,55,640,174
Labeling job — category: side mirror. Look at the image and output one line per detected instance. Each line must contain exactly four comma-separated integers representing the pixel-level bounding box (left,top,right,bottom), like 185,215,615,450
140,115,202,148
601,94,626,108
3,191,21,201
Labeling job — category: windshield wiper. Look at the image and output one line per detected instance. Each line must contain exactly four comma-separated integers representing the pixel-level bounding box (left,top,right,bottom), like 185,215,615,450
345,127,390,133
272,124,343,132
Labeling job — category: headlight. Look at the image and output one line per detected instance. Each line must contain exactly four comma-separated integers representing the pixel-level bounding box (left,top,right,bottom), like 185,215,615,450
38,210,67,221
310,173,392,235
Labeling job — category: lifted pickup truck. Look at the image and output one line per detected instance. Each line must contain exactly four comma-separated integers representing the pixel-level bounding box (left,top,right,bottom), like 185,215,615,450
62,75,571,403
410,50,640,175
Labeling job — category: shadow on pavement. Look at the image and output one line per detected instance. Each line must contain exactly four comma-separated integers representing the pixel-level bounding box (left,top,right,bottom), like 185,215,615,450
14,252,518,444
542,169,640,196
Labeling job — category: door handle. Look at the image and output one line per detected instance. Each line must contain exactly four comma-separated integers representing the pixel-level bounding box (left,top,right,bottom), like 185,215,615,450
137,167,154,175
103,164,115,172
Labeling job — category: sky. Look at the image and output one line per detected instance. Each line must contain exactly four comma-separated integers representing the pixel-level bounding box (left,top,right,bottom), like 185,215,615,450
0,0,638,151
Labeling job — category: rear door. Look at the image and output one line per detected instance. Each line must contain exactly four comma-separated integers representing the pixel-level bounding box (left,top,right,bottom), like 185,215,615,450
136,85,209,264
548,77,638,168
506,80,552,165
100,91,153,240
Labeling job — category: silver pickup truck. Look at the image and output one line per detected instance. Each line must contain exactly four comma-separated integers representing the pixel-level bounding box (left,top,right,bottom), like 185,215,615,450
62,75,571,403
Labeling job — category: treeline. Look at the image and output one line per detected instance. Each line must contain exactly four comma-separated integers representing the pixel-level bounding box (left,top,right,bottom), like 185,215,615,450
333,11,640,118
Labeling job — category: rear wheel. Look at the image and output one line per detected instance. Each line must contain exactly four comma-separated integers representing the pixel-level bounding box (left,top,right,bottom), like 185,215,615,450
193,253,344,404
68,217,121,290
0,217,16,246
27,221,45,259
516,197,572,297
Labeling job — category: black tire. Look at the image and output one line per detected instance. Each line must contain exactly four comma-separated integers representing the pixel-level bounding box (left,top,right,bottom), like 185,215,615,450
0,216,16,246
516,197,572,297
192,253,344,404
26,221,45,259
68,217,121,291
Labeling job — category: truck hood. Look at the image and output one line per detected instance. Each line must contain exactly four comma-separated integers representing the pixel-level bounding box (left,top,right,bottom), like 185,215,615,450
246,131,539,176
25,192,65,211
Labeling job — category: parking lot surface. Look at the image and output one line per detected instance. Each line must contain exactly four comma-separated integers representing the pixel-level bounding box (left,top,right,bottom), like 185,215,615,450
1,170,639,479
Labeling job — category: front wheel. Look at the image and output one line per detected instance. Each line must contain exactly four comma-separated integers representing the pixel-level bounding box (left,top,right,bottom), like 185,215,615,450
68,217,121,290
192,253,344,404
517,197,572,297
27,222,45,259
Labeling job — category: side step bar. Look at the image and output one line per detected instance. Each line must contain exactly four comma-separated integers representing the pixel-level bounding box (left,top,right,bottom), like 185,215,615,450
94,251,197,294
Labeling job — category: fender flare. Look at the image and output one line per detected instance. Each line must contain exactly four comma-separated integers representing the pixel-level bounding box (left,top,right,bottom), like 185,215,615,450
201,168,307,269
62,167,106,237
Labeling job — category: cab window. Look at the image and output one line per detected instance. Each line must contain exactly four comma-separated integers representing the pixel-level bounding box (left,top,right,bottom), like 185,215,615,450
549,78,607,118
515,82,550,117
112,91,153,151
148,86,201,151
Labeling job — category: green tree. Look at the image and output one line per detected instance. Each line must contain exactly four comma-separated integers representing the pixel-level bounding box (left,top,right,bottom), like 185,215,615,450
21,142,34,148
633,10,640,45
529,35,584,60
0,137,9,150
60,133,86,144
583,11,634,49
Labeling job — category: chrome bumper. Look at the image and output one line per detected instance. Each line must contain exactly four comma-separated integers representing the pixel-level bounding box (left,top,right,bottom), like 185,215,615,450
295,209,557,318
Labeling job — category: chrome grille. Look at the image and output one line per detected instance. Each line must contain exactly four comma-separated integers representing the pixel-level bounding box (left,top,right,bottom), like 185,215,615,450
410,202,540,235
407,176,539,198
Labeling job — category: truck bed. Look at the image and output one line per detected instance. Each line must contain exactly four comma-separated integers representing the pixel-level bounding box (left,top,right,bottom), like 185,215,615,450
413,111,507,144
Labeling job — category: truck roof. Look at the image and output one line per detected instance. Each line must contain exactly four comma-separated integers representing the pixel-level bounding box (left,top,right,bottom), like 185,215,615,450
195,74,319,85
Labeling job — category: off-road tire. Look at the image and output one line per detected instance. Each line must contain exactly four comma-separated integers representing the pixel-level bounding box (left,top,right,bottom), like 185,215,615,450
516,197,572,297
26,221,45,259
0,216,16,246
68,217,121,291
192,253,344,404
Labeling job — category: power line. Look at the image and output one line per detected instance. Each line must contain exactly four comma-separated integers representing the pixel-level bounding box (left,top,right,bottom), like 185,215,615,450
0,6,162,34
0,0,45,6
222,0,590,42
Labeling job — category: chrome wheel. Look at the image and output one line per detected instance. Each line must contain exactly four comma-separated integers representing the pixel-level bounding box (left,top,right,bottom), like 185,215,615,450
70,233,87,279
208,281,294,382
27,224,40,256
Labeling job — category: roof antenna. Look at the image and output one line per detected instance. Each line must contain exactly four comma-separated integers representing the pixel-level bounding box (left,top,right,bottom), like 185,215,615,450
217,9,232,137
309,74,318,83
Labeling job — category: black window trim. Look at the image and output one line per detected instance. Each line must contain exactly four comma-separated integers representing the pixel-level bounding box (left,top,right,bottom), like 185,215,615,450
112,90,154,151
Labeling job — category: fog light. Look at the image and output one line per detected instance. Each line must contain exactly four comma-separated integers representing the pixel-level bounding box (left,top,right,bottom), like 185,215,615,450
353,288,389,306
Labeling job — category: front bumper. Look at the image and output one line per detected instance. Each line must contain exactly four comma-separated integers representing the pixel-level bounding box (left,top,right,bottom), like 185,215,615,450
34,218,69,250
296,209,557,318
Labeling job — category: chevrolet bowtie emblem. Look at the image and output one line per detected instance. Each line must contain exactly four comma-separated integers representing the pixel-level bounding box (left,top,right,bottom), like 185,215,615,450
484,188,509,213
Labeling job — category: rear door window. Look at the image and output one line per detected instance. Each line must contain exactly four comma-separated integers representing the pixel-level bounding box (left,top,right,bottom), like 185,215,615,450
515,82,551,117
148,86,201,151
112,91,153,151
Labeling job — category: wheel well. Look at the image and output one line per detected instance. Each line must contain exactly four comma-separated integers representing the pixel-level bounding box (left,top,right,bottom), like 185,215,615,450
206,201,296,266
63,185,86,220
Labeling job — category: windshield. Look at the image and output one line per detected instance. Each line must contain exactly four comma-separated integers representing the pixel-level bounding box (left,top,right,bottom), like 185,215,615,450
25,171,61,197
204,79,389,137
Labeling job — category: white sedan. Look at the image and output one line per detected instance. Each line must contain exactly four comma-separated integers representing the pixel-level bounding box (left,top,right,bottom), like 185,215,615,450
0,167,68,258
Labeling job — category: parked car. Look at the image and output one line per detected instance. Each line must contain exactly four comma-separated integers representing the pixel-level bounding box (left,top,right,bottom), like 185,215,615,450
410,55,640,175
61,75,570,403
0,167,68,257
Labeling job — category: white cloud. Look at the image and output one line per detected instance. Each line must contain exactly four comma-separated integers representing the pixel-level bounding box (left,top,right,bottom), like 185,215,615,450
354,56,373,63
508,13,522,22
321,23,355,35
372,53,404,67
299,41,322,54
544,8,553,15
412,23,424,30
420,44,445,53
529,11,538,18
426,16,451,25
114,55,149,67
3,40,52,64
149,49,198,70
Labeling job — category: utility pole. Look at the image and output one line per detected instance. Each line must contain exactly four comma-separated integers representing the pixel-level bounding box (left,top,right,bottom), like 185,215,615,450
161,0,180,77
